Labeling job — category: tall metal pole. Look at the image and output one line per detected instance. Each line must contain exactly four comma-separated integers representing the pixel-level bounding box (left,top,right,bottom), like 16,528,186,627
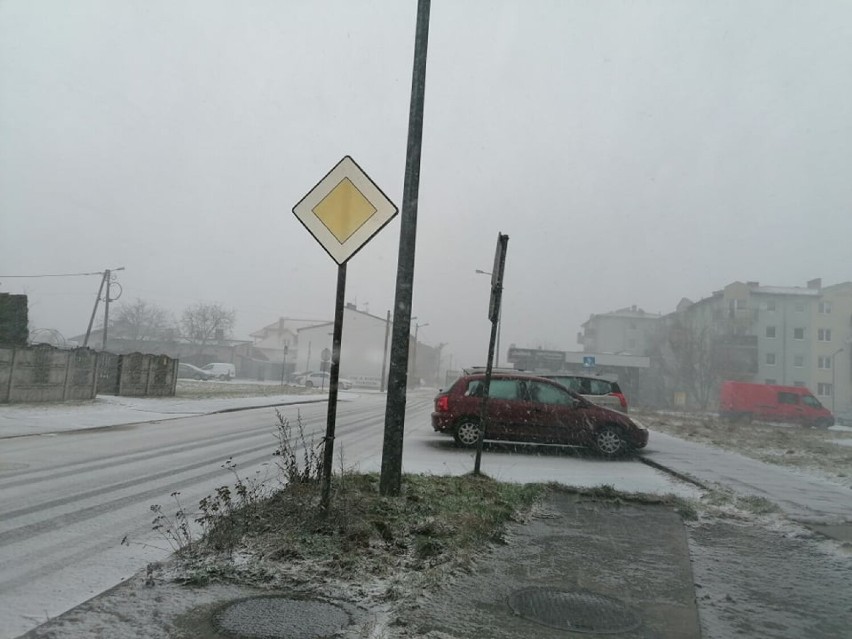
321,263,347,510
380,310,391,392
101,269,111,351
380,0,431,497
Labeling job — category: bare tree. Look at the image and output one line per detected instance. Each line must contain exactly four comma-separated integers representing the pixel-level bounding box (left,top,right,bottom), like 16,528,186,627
181,302,236,351
665,316,719,409
111,298,175,341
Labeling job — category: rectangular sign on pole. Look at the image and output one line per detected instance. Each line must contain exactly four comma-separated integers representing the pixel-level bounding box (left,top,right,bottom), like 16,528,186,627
488,233,508,323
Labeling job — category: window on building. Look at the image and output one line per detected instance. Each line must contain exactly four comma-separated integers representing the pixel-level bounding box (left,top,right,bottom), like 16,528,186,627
627,338,636,348
765,326,776,338
793,355,804,367
793,381,806,387
818,301,832,314
735,298,746,310
765,378,777,385
795,302,806,312
818,356,832,369
818,328,832,342
793,328,805,340
817,383,833,397
766,300,776,312
766,353,776,365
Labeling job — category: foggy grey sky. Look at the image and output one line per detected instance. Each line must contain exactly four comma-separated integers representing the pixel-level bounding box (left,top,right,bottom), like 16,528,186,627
2,0,851,368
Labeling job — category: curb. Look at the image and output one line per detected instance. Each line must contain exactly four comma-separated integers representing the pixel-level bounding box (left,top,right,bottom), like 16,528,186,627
638,455,711,490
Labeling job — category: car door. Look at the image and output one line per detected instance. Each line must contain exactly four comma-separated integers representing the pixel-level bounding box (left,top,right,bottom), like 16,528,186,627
479,378,523,441
775,391,802,423
517,380,585,444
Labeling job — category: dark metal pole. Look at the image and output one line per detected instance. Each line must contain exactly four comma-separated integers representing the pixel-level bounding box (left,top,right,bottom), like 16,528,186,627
321,263,347,510
474,233,508,475
380,310,391,392
473,318,499,475
380,0,431,497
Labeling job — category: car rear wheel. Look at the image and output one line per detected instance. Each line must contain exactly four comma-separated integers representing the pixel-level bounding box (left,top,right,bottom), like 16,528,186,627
454,418,482,448
305,380,314,388
594,425,628,457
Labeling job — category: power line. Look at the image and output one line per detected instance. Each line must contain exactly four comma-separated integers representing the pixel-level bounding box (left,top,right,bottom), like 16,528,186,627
0,270,106,278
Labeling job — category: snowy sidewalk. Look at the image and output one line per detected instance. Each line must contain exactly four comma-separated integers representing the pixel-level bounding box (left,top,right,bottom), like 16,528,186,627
0,392,341,439
643,430,852,524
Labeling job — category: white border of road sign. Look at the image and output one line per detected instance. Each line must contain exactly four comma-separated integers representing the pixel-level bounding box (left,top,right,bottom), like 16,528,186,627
293,156,398,265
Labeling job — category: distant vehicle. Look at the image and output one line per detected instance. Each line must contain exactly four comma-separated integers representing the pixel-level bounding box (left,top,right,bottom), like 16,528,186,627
541,373,628,413
177,363,213,381
461,368,628,413
432,371,648,456
719,381,834,428
296,371,353,390
201,362,236,381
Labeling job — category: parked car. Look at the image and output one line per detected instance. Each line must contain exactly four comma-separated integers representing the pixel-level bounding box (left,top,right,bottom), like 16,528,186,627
541,373,628,413
719,381,834,428
432,372,648,456
177,363,213,380
201,362,236,381
297,371,353,390
461,367,629,413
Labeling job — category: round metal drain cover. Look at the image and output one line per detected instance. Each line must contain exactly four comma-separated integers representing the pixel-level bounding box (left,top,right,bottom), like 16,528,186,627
507,587,641,634
216,596,349,639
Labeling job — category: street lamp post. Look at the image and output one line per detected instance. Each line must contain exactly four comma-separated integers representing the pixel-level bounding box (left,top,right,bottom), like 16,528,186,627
475,269,502,367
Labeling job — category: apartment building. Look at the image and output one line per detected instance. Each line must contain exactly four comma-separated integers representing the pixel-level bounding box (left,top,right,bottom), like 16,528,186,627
578,306,662,356
644,278,852,416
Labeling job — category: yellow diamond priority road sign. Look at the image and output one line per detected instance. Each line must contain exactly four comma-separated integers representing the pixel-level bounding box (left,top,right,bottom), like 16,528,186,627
293,156,398,265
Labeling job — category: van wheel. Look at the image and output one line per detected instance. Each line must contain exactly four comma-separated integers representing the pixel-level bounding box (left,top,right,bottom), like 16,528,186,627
815,419,832,429
594,425,628,457
454,418,482,448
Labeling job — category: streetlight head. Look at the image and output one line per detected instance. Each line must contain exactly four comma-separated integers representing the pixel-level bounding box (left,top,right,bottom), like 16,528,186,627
475,269,491,275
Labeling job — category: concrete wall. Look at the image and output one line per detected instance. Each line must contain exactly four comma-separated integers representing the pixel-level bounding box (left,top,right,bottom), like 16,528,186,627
116,352,178,397
0,345,98,403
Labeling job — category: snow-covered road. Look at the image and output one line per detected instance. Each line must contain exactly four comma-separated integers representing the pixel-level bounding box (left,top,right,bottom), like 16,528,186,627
0,392,691,639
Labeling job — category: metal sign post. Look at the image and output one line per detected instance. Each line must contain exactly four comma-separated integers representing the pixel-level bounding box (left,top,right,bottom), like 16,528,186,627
474,233,509,475
293,156,397,509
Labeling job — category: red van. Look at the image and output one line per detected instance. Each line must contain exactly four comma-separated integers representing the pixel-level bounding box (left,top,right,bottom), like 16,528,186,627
719,381,834,428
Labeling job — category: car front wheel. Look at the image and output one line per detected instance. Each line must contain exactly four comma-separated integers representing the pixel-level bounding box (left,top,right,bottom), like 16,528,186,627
454,418,482,448
305,380,314,388
594,425,628,457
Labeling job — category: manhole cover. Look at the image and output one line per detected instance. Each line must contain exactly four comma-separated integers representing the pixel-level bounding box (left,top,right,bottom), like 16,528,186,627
507,587,641,634
216,596,349,639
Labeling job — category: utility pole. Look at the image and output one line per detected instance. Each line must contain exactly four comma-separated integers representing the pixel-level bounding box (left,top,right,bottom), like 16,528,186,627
83,271,108,348
102,269,112,351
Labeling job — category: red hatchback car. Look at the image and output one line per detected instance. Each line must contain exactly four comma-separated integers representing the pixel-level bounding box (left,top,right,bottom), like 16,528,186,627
431,372,648,456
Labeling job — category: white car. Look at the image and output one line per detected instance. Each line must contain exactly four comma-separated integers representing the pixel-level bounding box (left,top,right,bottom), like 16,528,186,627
201,362,236,381
298,371,352,390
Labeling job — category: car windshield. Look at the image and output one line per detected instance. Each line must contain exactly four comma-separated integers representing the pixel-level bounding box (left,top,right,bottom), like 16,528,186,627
2,2,851,637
